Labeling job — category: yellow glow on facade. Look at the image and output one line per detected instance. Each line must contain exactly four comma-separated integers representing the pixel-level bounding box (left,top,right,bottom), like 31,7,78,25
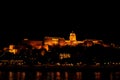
69,32,76,41
9,49,17,54
58,38,66,46
43,44,49,51
29,41,42,49
59,53,71,59
44,32,79,46
8,45,18,54
21,32,106,50
9,45,14,50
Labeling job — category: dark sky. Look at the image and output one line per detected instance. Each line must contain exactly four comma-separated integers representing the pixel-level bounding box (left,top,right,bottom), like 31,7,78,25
0,5,120,45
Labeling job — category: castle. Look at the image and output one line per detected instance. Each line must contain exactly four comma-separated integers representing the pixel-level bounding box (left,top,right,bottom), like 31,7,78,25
6,32,104,54
21,31,103,50
44,31,84,46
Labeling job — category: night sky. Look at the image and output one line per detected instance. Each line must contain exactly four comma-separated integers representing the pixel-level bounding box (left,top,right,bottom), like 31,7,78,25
0,5,120,45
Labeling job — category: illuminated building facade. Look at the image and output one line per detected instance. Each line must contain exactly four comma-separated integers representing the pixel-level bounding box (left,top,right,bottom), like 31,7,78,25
5,32,105,54
23,32,104,50
28,40,42,49
69,31,76,41
44,32,84,46
8,45,18,54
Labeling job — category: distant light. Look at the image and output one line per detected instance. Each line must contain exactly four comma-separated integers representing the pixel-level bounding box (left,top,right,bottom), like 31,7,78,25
24,38,28,41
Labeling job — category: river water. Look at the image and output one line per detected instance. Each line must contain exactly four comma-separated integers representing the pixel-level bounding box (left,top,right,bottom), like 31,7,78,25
0,71,120,80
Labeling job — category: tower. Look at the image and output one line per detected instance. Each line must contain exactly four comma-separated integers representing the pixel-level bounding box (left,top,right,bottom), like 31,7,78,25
69,31,76,41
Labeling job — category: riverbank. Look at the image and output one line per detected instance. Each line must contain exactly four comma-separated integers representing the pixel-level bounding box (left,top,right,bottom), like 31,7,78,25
1,64,120,72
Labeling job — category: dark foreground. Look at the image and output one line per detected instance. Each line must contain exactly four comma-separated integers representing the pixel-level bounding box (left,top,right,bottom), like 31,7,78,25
1,65,120,80
0,70,120,80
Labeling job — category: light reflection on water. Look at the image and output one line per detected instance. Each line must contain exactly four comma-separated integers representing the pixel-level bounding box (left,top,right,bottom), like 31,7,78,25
0,71,120,80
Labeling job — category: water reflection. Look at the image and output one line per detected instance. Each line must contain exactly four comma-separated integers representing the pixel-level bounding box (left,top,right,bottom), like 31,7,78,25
95,72,101,80
0,71,120,80
76,72,82,80
36,71,42,80
65,72,68,80
9,72,13,80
